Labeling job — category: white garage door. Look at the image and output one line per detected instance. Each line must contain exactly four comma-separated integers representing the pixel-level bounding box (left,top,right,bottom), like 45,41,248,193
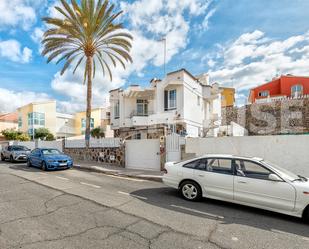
126,139,160,171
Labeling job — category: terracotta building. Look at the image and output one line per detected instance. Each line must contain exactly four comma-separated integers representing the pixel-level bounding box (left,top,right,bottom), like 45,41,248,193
248,75,309,103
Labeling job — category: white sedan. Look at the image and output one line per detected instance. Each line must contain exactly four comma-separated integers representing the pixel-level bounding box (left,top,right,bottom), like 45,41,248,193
163,154,309,221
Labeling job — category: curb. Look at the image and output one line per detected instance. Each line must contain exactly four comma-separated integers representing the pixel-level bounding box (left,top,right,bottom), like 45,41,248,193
73,164,163,182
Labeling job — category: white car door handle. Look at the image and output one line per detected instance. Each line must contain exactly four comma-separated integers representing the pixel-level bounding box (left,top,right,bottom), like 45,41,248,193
198,174,204,177
238,180,247,184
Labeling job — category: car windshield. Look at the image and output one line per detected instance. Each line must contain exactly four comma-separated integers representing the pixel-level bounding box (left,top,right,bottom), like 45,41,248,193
262,160,300,181
12,146,29,151
42,149,61,155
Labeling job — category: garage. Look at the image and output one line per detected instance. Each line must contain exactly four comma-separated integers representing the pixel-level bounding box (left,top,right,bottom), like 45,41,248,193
125,139,161,171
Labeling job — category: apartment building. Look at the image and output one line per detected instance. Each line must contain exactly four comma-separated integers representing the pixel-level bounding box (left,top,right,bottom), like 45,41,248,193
17,101,113,139
0,112,18,141
110,69,222,139
249,75,309,103
220,87,235,107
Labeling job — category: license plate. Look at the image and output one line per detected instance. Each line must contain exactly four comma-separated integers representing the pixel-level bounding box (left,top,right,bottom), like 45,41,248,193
59,163,67,166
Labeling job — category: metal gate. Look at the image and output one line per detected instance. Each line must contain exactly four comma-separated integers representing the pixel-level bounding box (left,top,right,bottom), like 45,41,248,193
166,133,184,162
125,139,161,171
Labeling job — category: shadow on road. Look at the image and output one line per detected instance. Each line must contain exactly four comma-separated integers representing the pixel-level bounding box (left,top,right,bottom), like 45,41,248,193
131,187,309,238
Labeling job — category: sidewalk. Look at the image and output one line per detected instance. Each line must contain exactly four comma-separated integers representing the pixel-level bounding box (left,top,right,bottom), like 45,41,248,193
73,160,164,182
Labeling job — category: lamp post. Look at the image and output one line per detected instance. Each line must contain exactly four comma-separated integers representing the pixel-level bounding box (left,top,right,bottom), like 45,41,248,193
159,37,167,76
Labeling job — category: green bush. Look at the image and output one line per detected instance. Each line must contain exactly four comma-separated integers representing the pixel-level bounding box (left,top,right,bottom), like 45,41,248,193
45,133,55,141
90,127,105,138
1,129,30,141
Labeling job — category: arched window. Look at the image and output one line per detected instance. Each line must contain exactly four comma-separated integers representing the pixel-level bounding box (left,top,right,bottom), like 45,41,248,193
291,85,303,97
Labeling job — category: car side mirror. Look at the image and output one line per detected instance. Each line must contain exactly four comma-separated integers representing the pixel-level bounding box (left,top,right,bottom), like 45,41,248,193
269,174,282,182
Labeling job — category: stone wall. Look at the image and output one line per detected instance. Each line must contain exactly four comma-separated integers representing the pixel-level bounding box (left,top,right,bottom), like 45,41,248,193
222,98,309,135
64,146,125,167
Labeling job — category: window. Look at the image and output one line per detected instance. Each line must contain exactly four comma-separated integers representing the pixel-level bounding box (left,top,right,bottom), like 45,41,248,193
114,101,120,118
136,99,148,116
234,160,272,180
28,112,45,126
164,89,177,110
207,158,232,175
133,133,141,140
183,159,201,169
81,118,94,129
291,84,303,97
258,91,269,97
195,159,207,171
18,115,22,128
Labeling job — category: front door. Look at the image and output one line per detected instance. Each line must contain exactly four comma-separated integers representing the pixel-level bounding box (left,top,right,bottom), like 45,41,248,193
194,158,234,201
233,159,296,212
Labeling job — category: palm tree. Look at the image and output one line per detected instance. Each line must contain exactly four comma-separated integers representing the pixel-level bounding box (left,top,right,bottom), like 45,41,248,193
42,0,133,148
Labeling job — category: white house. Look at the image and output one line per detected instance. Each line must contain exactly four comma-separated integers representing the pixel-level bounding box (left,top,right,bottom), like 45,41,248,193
110,69,222,139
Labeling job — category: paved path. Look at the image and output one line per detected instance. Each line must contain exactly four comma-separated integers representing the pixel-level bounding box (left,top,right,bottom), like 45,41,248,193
0,161,308,249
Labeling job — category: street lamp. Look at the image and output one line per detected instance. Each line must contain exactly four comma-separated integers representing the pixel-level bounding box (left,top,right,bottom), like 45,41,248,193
159,37,167,76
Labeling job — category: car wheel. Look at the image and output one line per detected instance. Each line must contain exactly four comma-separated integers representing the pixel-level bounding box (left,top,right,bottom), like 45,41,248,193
41,161,47,171
1,154,5,161
27,159,32,167
179,181,202,201
10,156,14,163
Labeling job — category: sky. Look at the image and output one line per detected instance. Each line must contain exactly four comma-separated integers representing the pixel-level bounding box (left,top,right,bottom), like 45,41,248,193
0,0,309,113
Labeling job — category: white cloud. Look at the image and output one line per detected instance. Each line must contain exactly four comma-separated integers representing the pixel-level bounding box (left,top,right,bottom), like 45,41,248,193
0,88,51,113
201,8,216,30
209,30,309,93
0,0,46,30
0,39,32,63
46,0,214,111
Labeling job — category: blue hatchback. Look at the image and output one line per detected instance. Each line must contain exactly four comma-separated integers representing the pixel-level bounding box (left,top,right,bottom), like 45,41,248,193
27,148,73,171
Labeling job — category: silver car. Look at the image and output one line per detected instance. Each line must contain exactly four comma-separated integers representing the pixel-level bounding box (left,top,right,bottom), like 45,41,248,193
1,145,31,162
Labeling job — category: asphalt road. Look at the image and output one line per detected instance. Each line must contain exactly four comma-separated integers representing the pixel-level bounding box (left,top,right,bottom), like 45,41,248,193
0,161,308,249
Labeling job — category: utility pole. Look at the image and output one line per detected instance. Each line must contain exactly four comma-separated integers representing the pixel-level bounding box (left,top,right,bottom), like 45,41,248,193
159,37,167,76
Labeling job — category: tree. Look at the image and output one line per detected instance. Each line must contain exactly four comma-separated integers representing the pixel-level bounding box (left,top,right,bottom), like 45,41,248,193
1,129,21,140
46,133,55,141
34,128,51,140
90,127,105,138
41,0,133,148
17,133,31,141
1,129,30,141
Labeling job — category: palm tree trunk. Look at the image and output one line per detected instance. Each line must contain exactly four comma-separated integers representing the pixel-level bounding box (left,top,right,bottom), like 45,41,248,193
85,56,93,149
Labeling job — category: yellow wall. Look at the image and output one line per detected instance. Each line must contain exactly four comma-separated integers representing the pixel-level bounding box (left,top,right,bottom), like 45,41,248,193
74,109,102,135
221,88,235,107
17,101,57,136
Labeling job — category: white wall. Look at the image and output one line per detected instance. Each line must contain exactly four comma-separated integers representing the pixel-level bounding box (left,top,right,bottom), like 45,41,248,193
186,135,309,177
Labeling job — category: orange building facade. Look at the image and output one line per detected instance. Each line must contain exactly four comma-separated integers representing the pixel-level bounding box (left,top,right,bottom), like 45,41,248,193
249,75,309,103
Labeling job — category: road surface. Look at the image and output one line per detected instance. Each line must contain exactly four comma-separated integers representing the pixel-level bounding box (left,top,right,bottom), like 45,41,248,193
0,161,308,249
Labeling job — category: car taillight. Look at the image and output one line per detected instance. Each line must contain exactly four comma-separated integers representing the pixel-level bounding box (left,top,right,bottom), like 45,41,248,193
163,168,168,174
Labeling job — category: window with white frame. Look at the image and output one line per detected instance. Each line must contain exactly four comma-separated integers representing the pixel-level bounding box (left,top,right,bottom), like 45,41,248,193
18,115,22,128
136,99,148,116
114,101,120,118
258,91,269,97
164,89,177,111
81,118,94,130
28,112,45,126
291,84,303,97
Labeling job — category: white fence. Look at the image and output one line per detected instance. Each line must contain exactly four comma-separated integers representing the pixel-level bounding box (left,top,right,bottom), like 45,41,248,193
186,135,309,177
166,133,186,162
13,140,63,152
65,138,121,148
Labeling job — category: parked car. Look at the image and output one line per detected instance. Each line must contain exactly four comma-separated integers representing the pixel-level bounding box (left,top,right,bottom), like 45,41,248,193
27,148,73,171
163,154,309,222
1,145,31,162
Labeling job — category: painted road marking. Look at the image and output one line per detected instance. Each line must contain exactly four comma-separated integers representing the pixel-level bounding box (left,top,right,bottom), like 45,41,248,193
170,204,224,219
106,174,145,182
80,182,101,189
118,191,148,200
56,176,69,181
